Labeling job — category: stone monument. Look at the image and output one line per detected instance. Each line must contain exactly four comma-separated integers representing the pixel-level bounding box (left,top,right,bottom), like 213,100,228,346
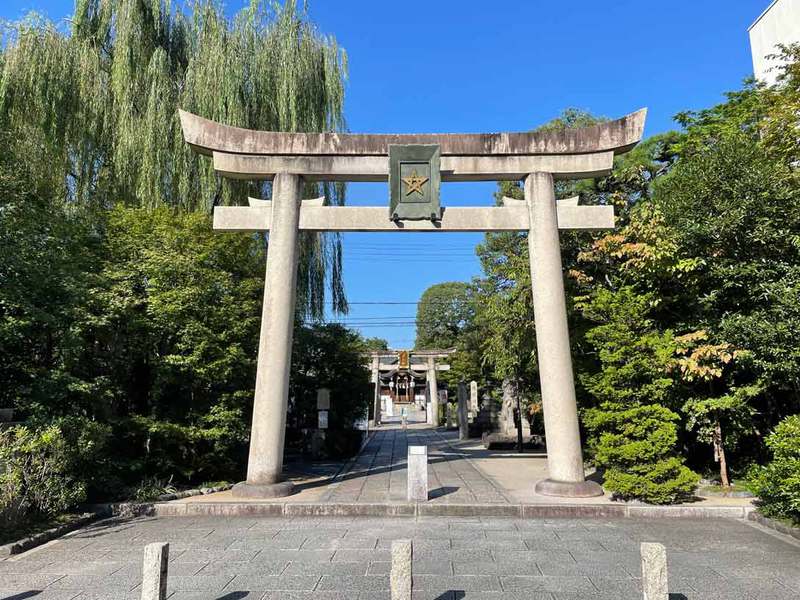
469,380,478,419
457,382,469,441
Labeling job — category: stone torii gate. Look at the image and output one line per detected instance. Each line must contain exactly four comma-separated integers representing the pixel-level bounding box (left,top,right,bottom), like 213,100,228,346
365,349,453,426
179,108,646,499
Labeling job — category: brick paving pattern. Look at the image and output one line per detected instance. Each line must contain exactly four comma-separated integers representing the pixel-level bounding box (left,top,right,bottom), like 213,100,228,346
321,426,510,504
1,515,798,599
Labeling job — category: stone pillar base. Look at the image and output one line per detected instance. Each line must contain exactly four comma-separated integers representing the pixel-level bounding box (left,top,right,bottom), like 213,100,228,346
534,478,603,498
232,480,295,499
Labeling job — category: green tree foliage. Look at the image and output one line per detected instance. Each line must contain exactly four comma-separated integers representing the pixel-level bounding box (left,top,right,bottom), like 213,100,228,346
88,207,265,423
0,0,348,316
747,414,800,524
0,1,360,511
0,134,98,413
572,49,800,488
362,337,389,351
579,288,677,408
674,332,758,487
654,101,800,429
580,288,699,502
414,282,474,350
584,404,699,504
0,417,110,530
462,52,800,496
290,324,371,430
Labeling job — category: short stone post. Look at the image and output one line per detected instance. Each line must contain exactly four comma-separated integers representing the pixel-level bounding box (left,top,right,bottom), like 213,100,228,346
391,539,412,600
140,542,169,600
457,382,469,440
641,542,668,600
407,446,428,501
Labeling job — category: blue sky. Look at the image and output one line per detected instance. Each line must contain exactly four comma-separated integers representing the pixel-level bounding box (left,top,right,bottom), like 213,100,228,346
1,0,769,348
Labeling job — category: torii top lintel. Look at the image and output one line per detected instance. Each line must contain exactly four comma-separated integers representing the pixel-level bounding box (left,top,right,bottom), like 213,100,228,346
178,109,647,158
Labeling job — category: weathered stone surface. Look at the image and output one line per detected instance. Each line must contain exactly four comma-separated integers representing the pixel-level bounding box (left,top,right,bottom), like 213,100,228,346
446,403,457,429
527,173,602,498
180,108,647,157
371,357,381,426
212,204,615,233
4,513,799,599
641,542,669,600
521,504,626,519
233,173,301,499
231,481,295,499
457,383,469,441
212,150,616,181
469,381,478,416
533,479,604,499
390,539,412,600
426,357,438,426
140,542,168,600
407,446,428,502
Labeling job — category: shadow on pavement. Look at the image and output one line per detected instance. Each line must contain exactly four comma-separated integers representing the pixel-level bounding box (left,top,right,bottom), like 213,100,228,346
429,486,459,499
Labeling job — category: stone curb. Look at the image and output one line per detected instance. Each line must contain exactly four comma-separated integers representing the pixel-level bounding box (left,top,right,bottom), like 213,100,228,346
747,510,800,541
155,484,232,501
83,484,233,518
149,502,754,519
0,512,97,557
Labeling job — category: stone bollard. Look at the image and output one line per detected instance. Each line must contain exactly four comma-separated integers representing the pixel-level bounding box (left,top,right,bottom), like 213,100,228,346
407,446,428,501
641,542,668,600
391,539,412,600
141,542,169,600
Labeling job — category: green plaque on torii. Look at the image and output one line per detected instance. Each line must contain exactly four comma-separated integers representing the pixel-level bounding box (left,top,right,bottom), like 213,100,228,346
388,144,441,222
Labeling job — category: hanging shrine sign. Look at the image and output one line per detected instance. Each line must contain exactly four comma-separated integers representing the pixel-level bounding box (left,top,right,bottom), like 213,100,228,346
398,350,410,370
389,145,441,222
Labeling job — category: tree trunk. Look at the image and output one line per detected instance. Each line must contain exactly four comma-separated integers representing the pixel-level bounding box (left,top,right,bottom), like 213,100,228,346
714,418,730,487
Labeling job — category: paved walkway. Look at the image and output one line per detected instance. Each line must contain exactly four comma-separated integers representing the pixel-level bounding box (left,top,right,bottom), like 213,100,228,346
1,514,798,599
180,423,755,509
321,425,510,504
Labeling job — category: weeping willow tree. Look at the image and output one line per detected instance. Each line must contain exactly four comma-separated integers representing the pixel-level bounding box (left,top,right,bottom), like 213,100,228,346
0,0,347,317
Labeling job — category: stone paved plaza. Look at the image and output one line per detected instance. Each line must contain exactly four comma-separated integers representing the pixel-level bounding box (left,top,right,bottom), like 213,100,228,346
1,515,798,600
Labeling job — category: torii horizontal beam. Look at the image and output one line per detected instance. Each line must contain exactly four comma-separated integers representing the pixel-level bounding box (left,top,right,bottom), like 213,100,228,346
212,198,614,232
180,109,646,157
378,364,451,372
211,150,615,181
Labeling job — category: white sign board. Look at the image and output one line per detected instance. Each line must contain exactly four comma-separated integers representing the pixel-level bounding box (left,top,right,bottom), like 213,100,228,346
317,388,331,410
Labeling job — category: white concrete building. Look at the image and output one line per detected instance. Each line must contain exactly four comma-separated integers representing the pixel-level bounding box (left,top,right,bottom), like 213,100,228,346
749,0,800,85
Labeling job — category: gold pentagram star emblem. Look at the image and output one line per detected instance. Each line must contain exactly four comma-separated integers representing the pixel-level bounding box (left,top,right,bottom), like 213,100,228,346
402,170,429,196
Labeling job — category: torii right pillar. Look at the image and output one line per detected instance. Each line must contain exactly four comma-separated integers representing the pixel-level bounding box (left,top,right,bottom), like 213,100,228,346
527,172,603,498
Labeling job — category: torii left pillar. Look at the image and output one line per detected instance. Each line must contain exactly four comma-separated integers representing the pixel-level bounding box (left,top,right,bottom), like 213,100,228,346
233,172,299,498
